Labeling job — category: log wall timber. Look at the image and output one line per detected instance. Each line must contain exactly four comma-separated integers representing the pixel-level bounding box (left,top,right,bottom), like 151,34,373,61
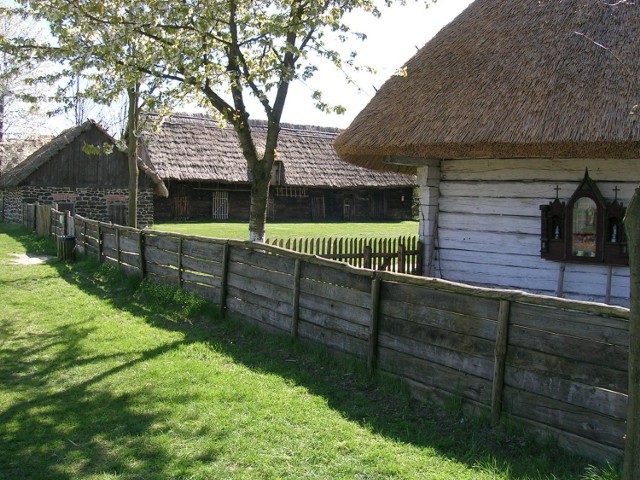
71,214,630,462
421,158,640,307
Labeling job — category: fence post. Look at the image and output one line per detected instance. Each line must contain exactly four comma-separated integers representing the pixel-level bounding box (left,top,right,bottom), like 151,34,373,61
367,274,382,374
177,237,184,288
98,225,104,263
219,242,230,317
491,299,511,427
138,230,146,278
32,202,37,232
398,243,406,274
364,245,372,270
291,258,302,340
116,229,121,266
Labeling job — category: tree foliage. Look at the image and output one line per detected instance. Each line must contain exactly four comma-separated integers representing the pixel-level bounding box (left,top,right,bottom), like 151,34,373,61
5,0,395,240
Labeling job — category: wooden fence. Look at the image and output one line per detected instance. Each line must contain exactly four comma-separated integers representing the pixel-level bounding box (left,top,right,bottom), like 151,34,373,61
23,202,74,237
19,205,630,462
266,235,423,275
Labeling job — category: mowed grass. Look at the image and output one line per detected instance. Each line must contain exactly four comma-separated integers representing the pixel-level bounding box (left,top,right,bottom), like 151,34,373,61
0,222,621,480
151,220,419,240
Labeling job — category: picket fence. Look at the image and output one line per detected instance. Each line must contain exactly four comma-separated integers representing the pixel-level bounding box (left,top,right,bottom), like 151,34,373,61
266,235,423,274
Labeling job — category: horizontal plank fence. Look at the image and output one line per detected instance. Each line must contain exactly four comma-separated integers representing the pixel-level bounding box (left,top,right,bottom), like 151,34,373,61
22,208,630,463
266,235,423,275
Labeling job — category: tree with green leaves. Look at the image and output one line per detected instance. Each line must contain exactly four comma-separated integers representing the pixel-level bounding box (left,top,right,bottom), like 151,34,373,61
5,0,398,239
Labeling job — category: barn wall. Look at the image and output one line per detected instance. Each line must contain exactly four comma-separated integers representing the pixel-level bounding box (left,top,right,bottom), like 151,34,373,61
419,158,639,307
25,128,133,188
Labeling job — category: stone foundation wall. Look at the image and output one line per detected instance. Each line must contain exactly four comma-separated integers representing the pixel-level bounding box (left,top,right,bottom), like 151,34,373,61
0,186,154,228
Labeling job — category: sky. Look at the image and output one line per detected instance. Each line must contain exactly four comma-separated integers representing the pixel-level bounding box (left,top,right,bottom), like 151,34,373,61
35,0,474,135
277,0,474,128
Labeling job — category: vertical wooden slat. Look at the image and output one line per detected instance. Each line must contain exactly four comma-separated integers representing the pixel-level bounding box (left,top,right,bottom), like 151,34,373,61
177,237,184,288
116,229,121,266
219,242,230,317
98,225,104,263
138,230,146,278
367,274,382,374
491,299,511,427
398,243,406,274
291,258,302,340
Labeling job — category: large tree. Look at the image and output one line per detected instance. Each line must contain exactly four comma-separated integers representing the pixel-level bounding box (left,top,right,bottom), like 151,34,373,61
7,0,394,240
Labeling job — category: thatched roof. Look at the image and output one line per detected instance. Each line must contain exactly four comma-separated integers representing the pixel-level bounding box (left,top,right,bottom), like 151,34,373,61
0,120,117,188
0,136,53,174
143,114,416,188
334,0,640,174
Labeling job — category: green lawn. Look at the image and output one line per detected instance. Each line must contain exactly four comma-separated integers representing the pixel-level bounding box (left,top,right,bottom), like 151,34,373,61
151,220,419,240
0,222,620,479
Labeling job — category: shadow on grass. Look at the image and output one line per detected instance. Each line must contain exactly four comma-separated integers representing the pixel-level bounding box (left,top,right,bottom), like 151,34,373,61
1,223,615,479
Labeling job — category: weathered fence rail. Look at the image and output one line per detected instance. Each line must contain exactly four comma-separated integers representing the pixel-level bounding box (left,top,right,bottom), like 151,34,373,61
266,235,423,275
22,206,631,462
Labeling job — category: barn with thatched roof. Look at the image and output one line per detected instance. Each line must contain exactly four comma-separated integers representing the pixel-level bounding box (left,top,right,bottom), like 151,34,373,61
142,114,416,222
334,0,640,307
0,120,159,227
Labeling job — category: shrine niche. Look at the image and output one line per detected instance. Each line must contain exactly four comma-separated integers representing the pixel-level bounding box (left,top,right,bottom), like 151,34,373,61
540,170,628,265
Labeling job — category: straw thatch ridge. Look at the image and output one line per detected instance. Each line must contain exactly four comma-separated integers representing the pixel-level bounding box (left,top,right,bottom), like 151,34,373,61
334,0,640,173
143,113,416,188
0,120,118,187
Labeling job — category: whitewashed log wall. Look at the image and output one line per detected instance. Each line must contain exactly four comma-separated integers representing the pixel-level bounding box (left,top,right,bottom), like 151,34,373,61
418,158,639,307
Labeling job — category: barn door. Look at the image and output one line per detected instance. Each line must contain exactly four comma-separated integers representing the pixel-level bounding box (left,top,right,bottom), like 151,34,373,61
212,191,229,220
173,196,189,220
311,196,325,221
108,204,127,225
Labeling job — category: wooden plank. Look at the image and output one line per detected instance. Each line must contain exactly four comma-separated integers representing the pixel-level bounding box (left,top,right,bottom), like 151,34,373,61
228,286,294,319
504,366,627,419
181,255,223,278
368,275,382,373
379,317,495,363
504,386,626,449
301,261,371,292
378,332,494,381
300,277,371,310
297,321,368,358
230,246,296,275
506,345,627,393
182,270,219,288
145,245,179,266
377,347,492,405
182,238,225,261
291,258,301,340
144,233,180,252
118,235,140,254
115,251,140,269
508,325,628,371
381,281,500,321
491,300,511,427
145,262,179,282
183,281,220,305
228,271,292,304
226,296,290,332
299,291,371,327
298,307,370,340
229,261,293,290
380,298,497,341
510,302,629,346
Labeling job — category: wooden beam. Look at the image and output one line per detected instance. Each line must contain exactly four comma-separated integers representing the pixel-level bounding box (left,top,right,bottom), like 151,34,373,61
383,156,441,167
491,300,511,427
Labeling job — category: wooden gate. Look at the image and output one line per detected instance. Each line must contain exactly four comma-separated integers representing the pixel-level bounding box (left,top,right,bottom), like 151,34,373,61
212,191,229,220
311,196,325,221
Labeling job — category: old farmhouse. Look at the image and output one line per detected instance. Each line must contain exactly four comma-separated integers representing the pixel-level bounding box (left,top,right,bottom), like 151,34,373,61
0,120,160,227
142,114,416,223
334,0,640,307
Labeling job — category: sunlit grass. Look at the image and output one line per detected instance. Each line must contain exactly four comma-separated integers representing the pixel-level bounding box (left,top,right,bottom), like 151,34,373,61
0,222,620,479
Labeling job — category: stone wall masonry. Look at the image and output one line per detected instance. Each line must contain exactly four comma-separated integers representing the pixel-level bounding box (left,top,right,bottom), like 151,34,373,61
0,186,155,228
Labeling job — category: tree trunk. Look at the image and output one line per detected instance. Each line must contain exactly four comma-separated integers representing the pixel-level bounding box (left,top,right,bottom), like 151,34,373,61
248,174,270,242
126,84,140,228
623,186,640,480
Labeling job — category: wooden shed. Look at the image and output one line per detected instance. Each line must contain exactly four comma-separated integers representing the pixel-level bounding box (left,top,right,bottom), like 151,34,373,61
334,0,640,307
141,114,416,222
0,120,160,227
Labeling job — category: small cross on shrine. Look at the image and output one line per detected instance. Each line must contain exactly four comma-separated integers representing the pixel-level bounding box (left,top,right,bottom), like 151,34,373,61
554,184,560,200
613,185,620,202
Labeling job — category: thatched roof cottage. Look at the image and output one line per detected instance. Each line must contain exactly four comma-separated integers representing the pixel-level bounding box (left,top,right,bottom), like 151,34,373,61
143,114,416,222
334,0,640,306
